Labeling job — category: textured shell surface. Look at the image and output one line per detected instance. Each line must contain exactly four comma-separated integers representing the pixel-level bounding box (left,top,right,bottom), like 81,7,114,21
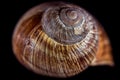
12,2,102,78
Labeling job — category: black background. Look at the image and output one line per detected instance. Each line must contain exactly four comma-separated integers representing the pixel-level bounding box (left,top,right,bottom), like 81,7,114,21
1,0,120,80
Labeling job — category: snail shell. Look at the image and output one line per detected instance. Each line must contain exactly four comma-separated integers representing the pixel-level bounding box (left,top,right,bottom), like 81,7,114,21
12,2,114,77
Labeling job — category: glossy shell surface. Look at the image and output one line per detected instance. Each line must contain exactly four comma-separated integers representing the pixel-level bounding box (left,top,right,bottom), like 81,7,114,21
12,2,112,78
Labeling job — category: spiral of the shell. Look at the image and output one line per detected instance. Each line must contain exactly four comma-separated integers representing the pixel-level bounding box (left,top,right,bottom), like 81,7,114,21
12,2,113,77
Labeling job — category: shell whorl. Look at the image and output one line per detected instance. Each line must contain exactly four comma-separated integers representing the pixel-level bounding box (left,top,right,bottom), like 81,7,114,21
42,4,97,45
13,2,99,77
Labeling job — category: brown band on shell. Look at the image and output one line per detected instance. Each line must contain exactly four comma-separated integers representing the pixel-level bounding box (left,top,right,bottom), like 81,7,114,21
91,26,114,66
